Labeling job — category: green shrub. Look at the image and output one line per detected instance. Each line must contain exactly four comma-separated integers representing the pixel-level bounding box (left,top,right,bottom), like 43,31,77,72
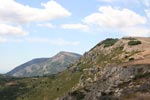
128,40,142,46
102,38,119,48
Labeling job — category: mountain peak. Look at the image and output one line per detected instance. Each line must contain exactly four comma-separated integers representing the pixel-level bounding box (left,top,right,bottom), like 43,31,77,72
57,51,71,55
59,51,68,54
55,51,81,58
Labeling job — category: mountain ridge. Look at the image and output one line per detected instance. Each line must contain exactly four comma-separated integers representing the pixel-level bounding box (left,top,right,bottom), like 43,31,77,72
6,51,81,77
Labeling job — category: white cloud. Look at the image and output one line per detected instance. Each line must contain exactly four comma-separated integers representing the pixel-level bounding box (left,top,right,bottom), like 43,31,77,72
83,6,150,36
37,23,55,28
0,37,7,42
25,37,80,46
83,6,146,28
0,24,28,35
0,0,71,24
0,0,71,36
61,23,90,31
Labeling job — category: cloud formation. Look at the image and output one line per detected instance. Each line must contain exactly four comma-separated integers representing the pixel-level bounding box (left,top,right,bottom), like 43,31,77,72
0,24,27,35
0,0,71,24
83,6,150,36
61,23,90,31
83,6,146,28
0,0,71,35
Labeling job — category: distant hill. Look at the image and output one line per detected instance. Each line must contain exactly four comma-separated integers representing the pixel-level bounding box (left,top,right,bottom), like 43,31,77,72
6,51,81,77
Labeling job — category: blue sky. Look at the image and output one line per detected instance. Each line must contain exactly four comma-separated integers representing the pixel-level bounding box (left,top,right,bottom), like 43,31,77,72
0,0,150,73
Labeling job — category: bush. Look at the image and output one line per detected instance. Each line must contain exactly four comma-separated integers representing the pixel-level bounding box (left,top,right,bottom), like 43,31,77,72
90,38,118,50
102,38,119,48
128,40,142,46
129,58,135,61
70,90,85,100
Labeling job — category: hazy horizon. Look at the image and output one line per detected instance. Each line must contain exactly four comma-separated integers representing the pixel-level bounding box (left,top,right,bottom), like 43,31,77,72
0,0,150,73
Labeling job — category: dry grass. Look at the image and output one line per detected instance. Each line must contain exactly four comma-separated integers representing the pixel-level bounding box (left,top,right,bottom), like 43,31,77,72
120,57,150,67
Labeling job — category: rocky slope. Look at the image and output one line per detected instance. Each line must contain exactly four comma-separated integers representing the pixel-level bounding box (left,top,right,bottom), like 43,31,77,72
6,51,81,77
59,37,150,100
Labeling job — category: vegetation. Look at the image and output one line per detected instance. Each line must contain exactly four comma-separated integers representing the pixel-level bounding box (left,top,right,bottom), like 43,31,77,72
102,38,119,48
0,71,81,100
96,45,124,67
90,38,118,50
129,58,135,61
70,90,85,100
128,40,142,46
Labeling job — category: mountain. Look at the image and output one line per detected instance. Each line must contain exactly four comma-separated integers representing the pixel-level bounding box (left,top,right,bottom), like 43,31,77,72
6,51,81,77
60,37,150,100
1,37,150,100
0,74,3,78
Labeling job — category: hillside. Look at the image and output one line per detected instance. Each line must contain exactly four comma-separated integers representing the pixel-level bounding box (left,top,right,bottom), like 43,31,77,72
6,51,81,77
60,37,150,100
0,37,150,100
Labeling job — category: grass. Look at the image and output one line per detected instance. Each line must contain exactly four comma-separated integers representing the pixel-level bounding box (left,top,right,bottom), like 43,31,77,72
96,45,124,67
73,45,126,85
0,70,82,100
